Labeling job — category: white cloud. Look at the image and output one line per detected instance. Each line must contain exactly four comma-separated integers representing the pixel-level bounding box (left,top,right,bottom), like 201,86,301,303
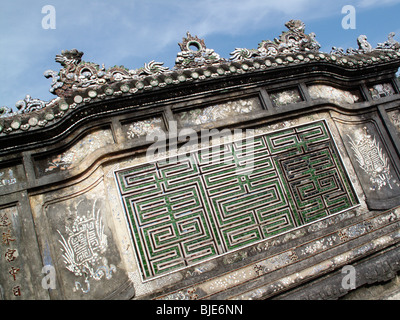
135,0,324,39
357,0,400,7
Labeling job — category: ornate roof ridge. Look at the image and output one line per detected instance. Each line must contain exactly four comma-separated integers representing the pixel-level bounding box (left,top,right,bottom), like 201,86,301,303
0,19,399,134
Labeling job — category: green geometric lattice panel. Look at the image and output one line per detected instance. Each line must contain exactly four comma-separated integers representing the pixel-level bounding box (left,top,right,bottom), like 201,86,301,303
115,120,359,280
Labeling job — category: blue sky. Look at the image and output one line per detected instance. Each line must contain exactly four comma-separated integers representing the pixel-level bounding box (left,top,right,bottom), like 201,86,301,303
1,0,400,110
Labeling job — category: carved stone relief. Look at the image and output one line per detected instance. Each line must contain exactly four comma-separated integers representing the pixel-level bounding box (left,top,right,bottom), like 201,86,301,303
30,174,133,300
308,85,362,104
269,88,303,107
387,109,400,141
336,118,400,206
368,83,396,100
0,163,25,192
347,126,397,192
124,117,165,141
35,128,114,176
57,199,116,294
177,97,262,127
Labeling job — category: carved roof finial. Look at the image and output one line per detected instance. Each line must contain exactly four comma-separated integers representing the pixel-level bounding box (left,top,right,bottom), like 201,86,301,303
175,32,225,69
331,32,399,56
230,19,320,61
178,32,206,52
55,49,84,67
357,35,373,53
377,32,400,50
15,95,46,114
284,19,306,33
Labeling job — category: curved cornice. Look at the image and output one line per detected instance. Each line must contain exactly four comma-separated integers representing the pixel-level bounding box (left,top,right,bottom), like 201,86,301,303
0,19,399,138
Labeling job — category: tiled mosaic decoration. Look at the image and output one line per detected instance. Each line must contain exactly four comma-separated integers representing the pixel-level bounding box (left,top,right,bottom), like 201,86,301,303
177,97,262,127
115,121,359,280
368,83,396,100
269,88,303,107
38,129,114,175
308,85,362,104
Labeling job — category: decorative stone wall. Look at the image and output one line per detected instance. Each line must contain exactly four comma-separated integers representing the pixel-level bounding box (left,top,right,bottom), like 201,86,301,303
1,20,400,300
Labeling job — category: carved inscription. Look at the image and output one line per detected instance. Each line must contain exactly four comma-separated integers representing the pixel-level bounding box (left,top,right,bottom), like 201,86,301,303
0,206,22,298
